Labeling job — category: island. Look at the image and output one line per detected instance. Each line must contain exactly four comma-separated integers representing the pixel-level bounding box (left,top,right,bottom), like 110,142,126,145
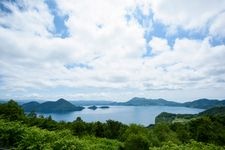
22,98,84,113
88,105,98,110
99,106,110,109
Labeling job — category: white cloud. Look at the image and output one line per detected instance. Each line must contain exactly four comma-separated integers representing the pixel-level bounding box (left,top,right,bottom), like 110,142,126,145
143,37,225,91
149,37,171,55
0,0,54,36
150,0,225,31
209,12,225,37
0,0,225,101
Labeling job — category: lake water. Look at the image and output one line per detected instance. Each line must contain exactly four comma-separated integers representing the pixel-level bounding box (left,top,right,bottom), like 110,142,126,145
37,106,204,126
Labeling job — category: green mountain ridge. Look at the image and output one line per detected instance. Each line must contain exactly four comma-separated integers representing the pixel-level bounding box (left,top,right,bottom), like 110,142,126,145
113,97,225,109
22,98,84,113
183,98,225,109
124,97,182,106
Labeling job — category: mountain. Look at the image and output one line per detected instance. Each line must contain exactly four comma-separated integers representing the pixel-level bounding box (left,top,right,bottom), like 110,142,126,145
114,97,181,106
18,97,225,111
112,97,225,109
22,98,84,113
22,101,40,112
183,98,225,109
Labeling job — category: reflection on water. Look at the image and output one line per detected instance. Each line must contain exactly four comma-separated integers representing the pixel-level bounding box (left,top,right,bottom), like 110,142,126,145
37,106,204,126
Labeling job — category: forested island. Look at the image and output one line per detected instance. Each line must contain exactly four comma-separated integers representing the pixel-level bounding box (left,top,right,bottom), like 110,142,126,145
1,100,225,150
22,98,84,113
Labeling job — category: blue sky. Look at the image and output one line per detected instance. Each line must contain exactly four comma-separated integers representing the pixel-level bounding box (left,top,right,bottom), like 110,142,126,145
0,0,225,102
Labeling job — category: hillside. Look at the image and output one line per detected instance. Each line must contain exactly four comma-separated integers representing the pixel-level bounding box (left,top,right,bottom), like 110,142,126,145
22,101,40,112
199,106,225,116
22,98,84,113
183,98,225,109
155,106,225,124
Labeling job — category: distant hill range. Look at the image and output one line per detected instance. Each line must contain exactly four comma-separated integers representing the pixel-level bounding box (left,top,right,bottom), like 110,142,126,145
112,97,225,109
22,98,84,113
113,97,181,106
182,98,225,109
155,106,225,124
15,97,225,113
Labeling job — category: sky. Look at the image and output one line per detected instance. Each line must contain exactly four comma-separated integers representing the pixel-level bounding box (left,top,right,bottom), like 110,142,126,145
0,0,225,102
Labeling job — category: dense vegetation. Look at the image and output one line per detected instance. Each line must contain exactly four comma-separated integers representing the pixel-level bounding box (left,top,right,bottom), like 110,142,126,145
1,100,225,150
155,106,225,124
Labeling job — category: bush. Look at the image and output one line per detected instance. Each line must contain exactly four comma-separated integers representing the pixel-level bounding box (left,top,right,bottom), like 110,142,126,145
149,140,225,150
124,134,149,150
0,120,25,148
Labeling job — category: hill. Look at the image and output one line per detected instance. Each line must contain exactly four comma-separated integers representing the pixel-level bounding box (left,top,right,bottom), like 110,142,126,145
22,98,84,113
22,101,40,112
199,106,225,116
183,98,225,109
112,97,225,109
17,97,225,111
114,97,181,106
155,106,225,124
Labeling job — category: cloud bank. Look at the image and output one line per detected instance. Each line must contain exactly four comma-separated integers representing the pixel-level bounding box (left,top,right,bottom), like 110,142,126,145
0,0,224,101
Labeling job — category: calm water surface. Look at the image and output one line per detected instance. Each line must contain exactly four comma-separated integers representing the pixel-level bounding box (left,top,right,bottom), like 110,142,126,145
37,106,204,126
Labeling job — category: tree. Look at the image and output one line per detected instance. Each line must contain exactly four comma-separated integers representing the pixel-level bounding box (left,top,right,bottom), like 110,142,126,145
72,117,87,136
105,120,127,139
0,100,25,121
124,134,149,150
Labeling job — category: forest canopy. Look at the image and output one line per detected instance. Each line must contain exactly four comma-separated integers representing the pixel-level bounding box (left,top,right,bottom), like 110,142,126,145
0,100,225,150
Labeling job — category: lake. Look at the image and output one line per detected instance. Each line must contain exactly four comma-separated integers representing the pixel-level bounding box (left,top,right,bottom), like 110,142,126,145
37,106,204,126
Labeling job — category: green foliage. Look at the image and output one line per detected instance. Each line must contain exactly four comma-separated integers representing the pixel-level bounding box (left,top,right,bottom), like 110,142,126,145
156,107,225,124
0,100,25,120
170,123,190,143
124,134,149,150
155,112,195,124
0,120,25,148
199,106,225,116
1,100,225,150
83,136,123,150
105,120,127,139
188,116,225,145
18,128,84,150
151,123,179,146
0,119,122,150
149,141,225,150
71,117,88,136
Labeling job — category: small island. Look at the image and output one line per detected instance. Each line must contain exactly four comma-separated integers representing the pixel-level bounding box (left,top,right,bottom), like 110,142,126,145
88,105,110,110
88,105,98,110
99,106,110,109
